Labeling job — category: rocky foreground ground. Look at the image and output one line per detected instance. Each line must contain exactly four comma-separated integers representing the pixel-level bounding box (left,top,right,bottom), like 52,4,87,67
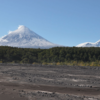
0,63,100,100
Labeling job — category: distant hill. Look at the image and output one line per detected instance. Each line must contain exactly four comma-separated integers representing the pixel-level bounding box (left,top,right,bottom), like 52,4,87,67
76,40,100,47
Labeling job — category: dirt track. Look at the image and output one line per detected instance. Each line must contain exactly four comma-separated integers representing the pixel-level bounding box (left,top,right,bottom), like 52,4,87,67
0,64,100,100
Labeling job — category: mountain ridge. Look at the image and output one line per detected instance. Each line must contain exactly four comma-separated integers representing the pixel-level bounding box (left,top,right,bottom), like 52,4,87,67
76,40,100,47
0,25,61,49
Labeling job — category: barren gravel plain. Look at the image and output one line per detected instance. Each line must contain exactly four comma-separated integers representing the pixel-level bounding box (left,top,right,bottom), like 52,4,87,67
0,64,100,100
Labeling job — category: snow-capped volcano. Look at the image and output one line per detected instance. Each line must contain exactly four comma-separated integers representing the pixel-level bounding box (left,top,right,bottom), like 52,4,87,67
76,40,100,47
0,25,61,48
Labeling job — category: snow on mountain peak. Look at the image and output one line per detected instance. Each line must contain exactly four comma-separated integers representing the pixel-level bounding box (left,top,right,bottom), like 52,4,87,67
18,25,26,29
8,25,32,35
0,25,61,48
17,25,30,33
76,40,100,47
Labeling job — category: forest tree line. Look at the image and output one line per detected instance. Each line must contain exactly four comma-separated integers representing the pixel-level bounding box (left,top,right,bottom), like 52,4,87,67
0,46,100,65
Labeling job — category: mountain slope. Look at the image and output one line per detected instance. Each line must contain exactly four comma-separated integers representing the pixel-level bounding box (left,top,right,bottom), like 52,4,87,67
76,40,100,47
0,25,61,48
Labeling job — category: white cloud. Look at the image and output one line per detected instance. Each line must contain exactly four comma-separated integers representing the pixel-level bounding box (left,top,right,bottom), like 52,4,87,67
8,30,12,34
18,25,24,29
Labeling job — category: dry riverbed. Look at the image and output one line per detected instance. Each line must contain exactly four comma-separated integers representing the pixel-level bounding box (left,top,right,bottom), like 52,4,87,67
0,63,100,100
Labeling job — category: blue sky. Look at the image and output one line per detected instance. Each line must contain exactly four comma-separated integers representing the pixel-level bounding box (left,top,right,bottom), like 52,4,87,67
0,0,100,46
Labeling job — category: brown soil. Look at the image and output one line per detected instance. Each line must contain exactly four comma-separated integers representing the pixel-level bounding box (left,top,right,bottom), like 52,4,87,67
0,81,100,100
0,64,100,99
0,83,28,100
